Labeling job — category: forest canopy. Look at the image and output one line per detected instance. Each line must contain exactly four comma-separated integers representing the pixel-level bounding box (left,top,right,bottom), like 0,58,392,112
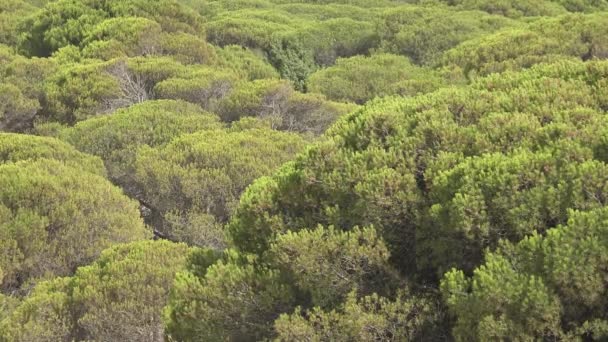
1,0,607,341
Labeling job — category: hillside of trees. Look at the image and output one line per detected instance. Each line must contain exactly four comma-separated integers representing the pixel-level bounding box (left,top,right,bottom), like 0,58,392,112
1,0,607,341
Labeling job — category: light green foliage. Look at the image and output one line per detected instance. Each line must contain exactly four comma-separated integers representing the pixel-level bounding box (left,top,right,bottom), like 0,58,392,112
42,56,228,124
204,4,379,88
104,0,203,35
0,294,18,327
441,0,608,18
42,60,122,124
18,3,211,62
377,6,515,65
217,79,294,122
165,251,295,341
218,78,355,133
443,13,608,77
61,100,221,193
82,23,215,63
157,32,216,65
1,240,193,342
269,226,398,308
216,45,279,80
0,44,57,99
229,116,275,131
81,16,163,59
70,240,192,341
0,159,148,292
0,278,73,342
17,0,107,57
134,128,306,245
2,55,56,104
161,211,227,250
49,45,83,64
0,133,105,175
18,0,203,57
0,44,13,62
116,56,188,97
442,207,608,340
285,92,356,135
426,0,568,17
309,53,445,104
154,66,239,111
275,291,444,341
0,0,37,46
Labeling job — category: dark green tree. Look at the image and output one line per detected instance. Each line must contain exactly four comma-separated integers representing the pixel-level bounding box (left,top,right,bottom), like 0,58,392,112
442,207,608,340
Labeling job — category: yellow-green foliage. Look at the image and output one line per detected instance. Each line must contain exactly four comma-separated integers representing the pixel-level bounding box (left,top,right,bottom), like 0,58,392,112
154,66,240,111
275,291,442,341
18,0,203,57
443,13,608,77
0,159,148,292
377,6,516,65
0,1,37,46
42,55,224,124
42,60,122,124
215,45,279,80
1,240,193,342
0,45,55,132
0,83,39,132
269,226,397,308
0,133,105,175
61,100,222,191
217,78,355,133
308,53,445,104
81,17,163,58
157,32,216,64
0,278,72,342
425,0,567,17
134,127,306,245
204,3,379,87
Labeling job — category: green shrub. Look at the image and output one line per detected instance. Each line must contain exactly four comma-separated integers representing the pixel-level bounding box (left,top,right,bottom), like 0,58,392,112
134,128,306,245
442,207,608,340
378,6,515,65
0,133,104,175
443,13,608,77
165,250,295,341
0,159,148,292
309,53,444,104
61,100,221,194
228,60,608,279
1,240,194,342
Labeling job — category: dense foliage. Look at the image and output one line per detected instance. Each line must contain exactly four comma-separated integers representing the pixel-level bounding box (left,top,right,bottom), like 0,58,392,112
1,0,607,340
135,127,306,246
59,100,222,194
442,207,608,340
0,159,148,293
1,240,194,341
